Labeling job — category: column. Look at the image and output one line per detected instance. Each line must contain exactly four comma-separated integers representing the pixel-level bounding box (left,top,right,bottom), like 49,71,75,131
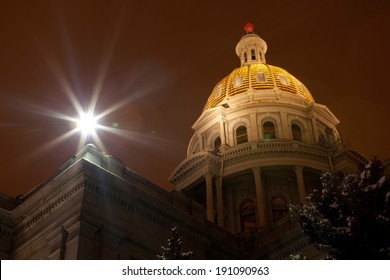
204,173,214,222
253,167,267,229
233,187,241,233
226,187,235,232
216,176,224,227
295,165,307,204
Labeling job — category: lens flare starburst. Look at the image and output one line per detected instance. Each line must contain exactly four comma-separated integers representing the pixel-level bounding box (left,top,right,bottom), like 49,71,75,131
76,111,99,136
19,9,172,163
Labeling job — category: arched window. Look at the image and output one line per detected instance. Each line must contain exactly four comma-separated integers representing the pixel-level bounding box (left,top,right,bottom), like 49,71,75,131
318,132,327,146
214,136,221,149
251,49,256,60
263,121,276,140
240,200,257,233
318,127,334,146
244,52,248,63
236,125,248,144
271,196,288,222
291,124,303,141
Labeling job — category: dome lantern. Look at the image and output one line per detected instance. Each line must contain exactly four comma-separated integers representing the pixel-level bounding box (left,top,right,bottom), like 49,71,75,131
235,23,267,65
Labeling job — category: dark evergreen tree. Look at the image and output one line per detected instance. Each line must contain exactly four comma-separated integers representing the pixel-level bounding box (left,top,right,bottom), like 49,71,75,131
157,226,193,260
290,159,390,259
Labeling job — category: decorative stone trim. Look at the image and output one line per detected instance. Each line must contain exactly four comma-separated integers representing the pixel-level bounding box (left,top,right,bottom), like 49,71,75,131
83,178,205,247
170,153,219,184
14,181,84,236
171,141,331,184
171,153,208,177
333,148,368,166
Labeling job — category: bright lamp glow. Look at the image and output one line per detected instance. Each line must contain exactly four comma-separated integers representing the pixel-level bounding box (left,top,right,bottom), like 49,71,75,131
76,112,98,135
25,15,163,156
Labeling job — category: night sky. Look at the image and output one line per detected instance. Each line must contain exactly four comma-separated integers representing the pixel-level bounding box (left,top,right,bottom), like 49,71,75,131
1,0,389,197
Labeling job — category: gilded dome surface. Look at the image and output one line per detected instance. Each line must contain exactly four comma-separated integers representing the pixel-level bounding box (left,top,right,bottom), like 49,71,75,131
204,63,314,110
203,24,314,111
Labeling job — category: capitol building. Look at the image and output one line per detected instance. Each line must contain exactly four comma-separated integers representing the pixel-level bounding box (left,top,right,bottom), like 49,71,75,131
0,24,368,259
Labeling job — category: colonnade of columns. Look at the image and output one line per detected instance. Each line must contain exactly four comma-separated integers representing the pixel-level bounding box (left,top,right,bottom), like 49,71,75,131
203,165,308,231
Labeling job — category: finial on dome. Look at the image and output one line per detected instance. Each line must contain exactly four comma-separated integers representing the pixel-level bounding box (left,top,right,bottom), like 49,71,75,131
244,23,254,33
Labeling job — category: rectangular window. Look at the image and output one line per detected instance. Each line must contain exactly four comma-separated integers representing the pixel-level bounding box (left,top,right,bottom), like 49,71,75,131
234,76,243,88
215,85,223,98
257,72,266,82
279,74,289,85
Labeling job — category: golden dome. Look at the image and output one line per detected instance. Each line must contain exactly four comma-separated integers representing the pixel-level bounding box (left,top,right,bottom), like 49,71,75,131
203,24,314,111
204,63,314,110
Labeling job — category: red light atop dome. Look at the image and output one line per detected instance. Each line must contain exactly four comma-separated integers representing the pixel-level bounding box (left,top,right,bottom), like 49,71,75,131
244,23,254,33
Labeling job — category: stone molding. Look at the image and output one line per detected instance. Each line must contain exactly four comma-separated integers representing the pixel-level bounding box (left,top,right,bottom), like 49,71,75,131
171,140,332,184
14,181,84,237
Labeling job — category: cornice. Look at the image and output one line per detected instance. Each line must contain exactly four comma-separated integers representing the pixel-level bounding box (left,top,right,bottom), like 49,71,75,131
169,152,220,184
13,180,84,237
332,148,368,166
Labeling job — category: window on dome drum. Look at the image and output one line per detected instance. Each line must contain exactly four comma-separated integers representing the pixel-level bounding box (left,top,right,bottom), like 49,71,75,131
240,200,257,233
291,124,303,141
236,125,248,144
256,72,266,82
214,136,221,149
262,121,276,140
244,52,248,63
215,85,223,98
271,197,288,222
279,74,289,85
318,132,327,146
251,49,256,60
233,76,243,88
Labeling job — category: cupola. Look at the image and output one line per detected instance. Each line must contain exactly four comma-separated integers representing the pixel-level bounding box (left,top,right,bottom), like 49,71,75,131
235,23,268,65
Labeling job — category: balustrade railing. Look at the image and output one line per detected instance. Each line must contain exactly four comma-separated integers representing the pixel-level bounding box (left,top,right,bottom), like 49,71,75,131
222,140,330,159
171,140,331,182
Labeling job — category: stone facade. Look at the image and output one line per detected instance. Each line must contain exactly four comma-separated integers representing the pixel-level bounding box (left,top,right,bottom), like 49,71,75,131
0,143,332,259
1,145,247,259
